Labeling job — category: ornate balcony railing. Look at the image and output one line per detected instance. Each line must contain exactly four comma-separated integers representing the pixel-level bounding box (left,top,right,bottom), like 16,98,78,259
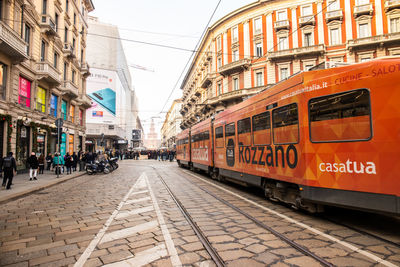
325,9,343,22
353,3,374,17
200,72,215,88
40,14,57,35
274,20,290,31
36,61,61,86
0,21,28,63
268,44,325,60
63,42,76,58
219,58,251,76
347,32,400,50
60,80,79,98
299,15,315,26
385,0,400,11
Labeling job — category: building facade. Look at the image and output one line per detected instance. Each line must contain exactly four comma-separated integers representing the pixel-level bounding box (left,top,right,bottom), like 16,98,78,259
144,119,161,150
0,0,94,171
180,0,400,129
85,17,141,152
161,99,182,149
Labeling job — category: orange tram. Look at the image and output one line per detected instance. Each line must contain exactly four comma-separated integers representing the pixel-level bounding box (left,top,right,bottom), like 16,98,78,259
176,57,400,215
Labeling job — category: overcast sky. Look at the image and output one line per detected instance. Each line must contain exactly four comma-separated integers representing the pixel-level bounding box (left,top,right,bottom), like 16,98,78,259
91,0,256,137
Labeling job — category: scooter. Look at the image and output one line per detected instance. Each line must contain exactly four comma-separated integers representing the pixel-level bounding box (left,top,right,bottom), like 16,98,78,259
86,160,111,175
109,157,119,171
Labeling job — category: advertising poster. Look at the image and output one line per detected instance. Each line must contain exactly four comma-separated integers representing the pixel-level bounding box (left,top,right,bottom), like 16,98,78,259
70,105,75,123
19,77,31,107
60,133,66,156
37,87,46,112
61,100,67,120
50,94,58,117
69,134,74,154
86,68,117,124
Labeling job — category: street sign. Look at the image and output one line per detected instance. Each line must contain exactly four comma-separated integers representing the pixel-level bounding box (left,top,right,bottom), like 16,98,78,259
55,118,63,128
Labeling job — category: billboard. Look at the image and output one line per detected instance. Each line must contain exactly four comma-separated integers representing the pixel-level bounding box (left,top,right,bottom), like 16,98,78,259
132,129,141,140
86,68,117,124
18,77,31,107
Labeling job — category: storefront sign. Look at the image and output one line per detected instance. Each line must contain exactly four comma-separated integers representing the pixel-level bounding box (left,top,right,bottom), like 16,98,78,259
21,126,27,138
92,111,103,117
117,140,127,144
37,135,45,143
50,94,58,117
85,140,93,144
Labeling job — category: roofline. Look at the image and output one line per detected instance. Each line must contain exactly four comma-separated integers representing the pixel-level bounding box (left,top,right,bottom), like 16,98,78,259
180,0,267,89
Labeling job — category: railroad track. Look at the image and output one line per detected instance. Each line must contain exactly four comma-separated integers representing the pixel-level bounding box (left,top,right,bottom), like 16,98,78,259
151,166,334,267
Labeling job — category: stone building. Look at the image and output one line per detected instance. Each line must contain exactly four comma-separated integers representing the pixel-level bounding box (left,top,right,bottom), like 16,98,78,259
180,0,400,129
161,99,182,149
0,0,94,171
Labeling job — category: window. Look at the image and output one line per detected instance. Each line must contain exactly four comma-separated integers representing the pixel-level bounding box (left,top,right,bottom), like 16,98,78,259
305,64,314,71
360,57,371,62
330,28,340,45
53,52,58,68
79,109,83,125
278,36,288,50
254,18,262,34
238,118,251,146
233,50,239,61
70,104,75,123
36,87,46,113
61,99,67,120
328,0,339,11
256,71,263,86
50,94,58,117
72,70,76,83
390,18,400,33
42,0,47,14
252,112,271,145
232,27,238,43
64,27,68,42
64,62,67,80
309,89,371,142
358,23,370,38
72,38,76,50
280,67,289,80
225,123,235,146
357,0,369,5
0,63,7,100
277,10,287,21
217,57,222,70
55,13,59,32
302,5,312,16
73,13,76,25
24,24,31,55
304,32,313,47
0,0,3,21
233,77,239,90
217,82,222,95
217,36,221,51
18,77,31,107
66,0,69,12
40,40,46,61
255,42,263,57
215,126,224,147
273,103,299,144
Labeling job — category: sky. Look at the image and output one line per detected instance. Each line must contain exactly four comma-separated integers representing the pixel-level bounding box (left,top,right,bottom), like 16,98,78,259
91,0,256,137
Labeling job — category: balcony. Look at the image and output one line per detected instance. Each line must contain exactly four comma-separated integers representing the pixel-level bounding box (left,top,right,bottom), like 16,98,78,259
60,80,79,98
268,44,325,61
0,21,28,63
219,58,251,77
325,9,343,22
40,14,57,36
207,86,266,106
274,20,290,31
80,62,90,77
63,42,76,58
299,15,315,27
353,3,374,17
77,94,92,108
385,0,400,11
347,32,400,50
200,73,214,88
36,61,61,86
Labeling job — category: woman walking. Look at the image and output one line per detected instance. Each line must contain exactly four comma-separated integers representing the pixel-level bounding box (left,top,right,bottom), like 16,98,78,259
27,152,39,181
38,154,45,174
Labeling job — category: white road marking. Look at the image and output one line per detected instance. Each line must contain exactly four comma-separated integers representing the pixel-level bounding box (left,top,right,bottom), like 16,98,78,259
115,206,154,220
99,220,158,244
103,244,168,267
130,190,149,196
126,196,151,205
74,174,146,267
145,173,182,267
183,170,397,267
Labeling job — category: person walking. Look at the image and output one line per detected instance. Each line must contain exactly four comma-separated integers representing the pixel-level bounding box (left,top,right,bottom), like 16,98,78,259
65,152,72,174
2,152,17,190
27,152,39,181
72,152,78,172
53,153,64,175
38,154,45,174
46,153,53,171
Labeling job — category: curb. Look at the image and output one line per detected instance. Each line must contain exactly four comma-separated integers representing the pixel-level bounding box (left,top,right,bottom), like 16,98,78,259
0,172,87,204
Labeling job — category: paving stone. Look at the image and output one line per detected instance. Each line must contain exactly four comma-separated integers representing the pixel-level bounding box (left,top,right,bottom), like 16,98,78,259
310,246,349,258
39,256,76,267
180,241,204,252
284,256,322,267
244,243,268,254
208,235,235,243
83,258,103,267
213,243,244,251
28,253,65,266
238,237,258,246
219,249,254,261
254,251,280,265
328,256,373,266
227,258,265,267
19,240,65,254
270,248,303,257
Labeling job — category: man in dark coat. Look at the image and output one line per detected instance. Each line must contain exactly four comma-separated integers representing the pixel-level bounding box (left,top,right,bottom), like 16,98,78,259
2,152,17,189
27,152,39,181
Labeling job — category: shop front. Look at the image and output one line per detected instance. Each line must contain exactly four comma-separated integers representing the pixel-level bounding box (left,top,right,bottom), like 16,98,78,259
37,133,45,155
68,134,74,154
85,139,94,152
16,124,30,171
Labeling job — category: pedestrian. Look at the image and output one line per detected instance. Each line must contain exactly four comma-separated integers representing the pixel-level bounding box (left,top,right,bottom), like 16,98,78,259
27,152,39,181
53,153,64,175
46,153,53,171
72,152,78,172
65,152,72,174
79,151,86,171
2,152,17,190
38,154,45,174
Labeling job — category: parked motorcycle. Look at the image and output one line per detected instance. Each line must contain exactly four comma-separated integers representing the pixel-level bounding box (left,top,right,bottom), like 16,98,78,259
109,157,119,171
86,160,112,175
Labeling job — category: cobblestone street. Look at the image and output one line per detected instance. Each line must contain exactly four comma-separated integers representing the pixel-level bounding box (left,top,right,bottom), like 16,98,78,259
0,160,399,267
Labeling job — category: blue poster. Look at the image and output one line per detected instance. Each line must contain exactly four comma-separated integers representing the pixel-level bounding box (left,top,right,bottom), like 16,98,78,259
60,133,66,156
61,100,67,120
50,94,58,117
88,88,116,115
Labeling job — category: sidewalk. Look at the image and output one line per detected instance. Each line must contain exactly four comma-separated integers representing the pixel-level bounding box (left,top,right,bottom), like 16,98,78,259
0,169,86,204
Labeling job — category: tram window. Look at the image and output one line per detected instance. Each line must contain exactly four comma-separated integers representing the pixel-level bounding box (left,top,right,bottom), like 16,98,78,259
252,111,271,145
215,126,224,148
238,118,251,146
203,131,210,140
309,89,371,142
225,123,236,147
273,103,299,144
